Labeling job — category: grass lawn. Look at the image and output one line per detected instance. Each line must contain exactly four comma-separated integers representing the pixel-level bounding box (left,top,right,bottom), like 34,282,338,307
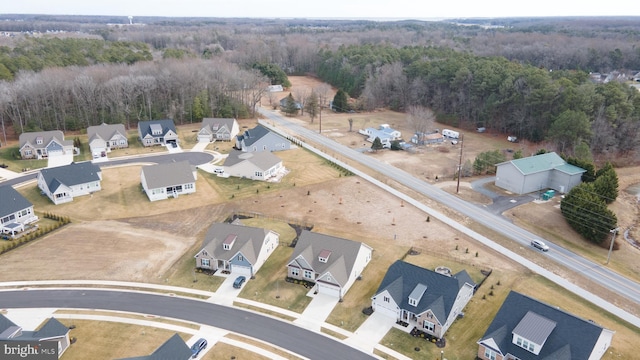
0,145,47,172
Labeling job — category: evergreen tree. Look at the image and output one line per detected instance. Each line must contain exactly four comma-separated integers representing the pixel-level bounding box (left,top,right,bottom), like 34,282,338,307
371,137,383,151
283,93,299,116
305,92,319,123
513,149,523,159
332,89,349,113
593,162,618,204
561,183,617,244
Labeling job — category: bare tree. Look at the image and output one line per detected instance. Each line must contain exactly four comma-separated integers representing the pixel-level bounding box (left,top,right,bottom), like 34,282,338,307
293,87,309,116
314,83,331,108
407,105,436,136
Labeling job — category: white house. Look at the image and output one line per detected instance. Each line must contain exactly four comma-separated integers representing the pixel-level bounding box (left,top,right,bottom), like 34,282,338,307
0,185,38,235
220,149,285,181
137,119,179,147
19,130,74,160
194,222,279,277
87,123,128,159
198,118,239,143
359,124,402,148
0,315,71,359
372,260,475,339
37,162,102,205
141,161,196,202
286,230,373,299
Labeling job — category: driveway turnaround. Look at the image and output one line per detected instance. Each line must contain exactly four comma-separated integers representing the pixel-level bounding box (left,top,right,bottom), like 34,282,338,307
0,289,376,360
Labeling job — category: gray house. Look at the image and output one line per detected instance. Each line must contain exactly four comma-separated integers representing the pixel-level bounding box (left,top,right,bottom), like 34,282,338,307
140,161,196,202
235,125,291,152
18,130,74,160
495,152,585,195
220,149,285,181
477,291,614,360
0,185,38,235
371,260,475,339
37,162,102,205
87,123,128,159
117,333,192,360
0,314,71,358
138,119,179,147
194,222,279,277
198,118,239,142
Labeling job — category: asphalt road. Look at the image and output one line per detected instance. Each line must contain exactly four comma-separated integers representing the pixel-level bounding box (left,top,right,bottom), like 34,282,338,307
258,108,640,307
0,289,375,360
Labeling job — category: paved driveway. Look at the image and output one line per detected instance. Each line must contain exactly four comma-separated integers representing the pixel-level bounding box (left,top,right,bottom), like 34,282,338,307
293,292,339,331
47,153,74,168
346,312,394,352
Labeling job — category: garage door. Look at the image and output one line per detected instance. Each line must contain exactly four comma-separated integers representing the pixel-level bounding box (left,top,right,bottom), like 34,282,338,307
373,299,398,319
198,135,211,143
317,282,341,298
231,265,252,276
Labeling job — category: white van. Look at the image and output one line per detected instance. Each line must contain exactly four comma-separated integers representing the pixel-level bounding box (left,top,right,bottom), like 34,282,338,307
531,239,549,251
442,129,460,139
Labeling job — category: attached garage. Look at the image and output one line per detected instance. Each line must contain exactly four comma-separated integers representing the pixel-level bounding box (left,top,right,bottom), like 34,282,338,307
231,264,252,276
317,282,341,298
373,296,399,319
198,134,212,143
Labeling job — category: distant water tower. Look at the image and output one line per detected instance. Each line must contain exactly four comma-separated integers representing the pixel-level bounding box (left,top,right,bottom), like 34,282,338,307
128,16,133,25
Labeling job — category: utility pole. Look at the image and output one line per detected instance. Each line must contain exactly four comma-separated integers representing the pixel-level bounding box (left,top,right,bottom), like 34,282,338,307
456,133,464,194
319,104,322,134
606,227,620,264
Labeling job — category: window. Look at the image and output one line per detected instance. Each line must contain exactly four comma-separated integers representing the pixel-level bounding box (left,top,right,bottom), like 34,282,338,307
383,296,390,303
238,255,244,261
255,171,262,177
409,298,417,306
201,259,210,268
423,321,435,332
223,244,230,250
291,268,299,277
484,348,497,360
303,270,313,279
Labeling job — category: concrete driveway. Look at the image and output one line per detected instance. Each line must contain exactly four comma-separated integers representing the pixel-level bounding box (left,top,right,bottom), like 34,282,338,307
47,153,74,168
293,292,339,331
207,273,245,306
346,311,394,352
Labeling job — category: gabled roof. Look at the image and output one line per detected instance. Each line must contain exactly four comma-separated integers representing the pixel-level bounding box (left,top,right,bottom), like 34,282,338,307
236,125,272,147
478,291,611,360
287,230,372,287
0,314,18,337
39,162,102,192
223,149,282,170
138,119,177,138
87,123,127,143
201,118,236,134
197,223,274,264
19,130,71,149
374,260,475,322
0,185,33,218
141,161,195,189
34,318,69,339
497,152,585,176
117,333,191,360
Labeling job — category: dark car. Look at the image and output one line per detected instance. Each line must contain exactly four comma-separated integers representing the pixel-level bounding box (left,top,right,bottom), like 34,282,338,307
191,338,207,358
233,275,246,289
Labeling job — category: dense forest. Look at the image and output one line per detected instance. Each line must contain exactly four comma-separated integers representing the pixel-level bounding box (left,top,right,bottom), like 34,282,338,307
0,15,639,158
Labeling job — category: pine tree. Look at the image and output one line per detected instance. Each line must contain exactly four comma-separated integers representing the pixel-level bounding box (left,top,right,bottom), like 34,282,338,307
371,137,383,151
332,89,349,113
283,93,299,116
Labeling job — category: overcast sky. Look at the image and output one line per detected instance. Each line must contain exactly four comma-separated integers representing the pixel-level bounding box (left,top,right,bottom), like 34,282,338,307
1,0,636,19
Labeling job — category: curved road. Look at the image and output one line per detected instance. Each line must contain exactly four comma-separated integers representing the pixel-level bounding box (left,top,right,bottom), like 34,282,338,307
0,289,374,360
259,108,640,307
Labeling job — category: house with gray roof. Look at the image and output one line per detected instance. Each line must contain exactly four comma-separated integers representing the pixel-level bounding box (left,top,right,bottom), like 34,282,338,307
137,119,178,147
198,118,239,143
0,185,38,235
117,333,191,360
372,260,476,339
287,230,373,298
19,130,74,160
194,222,279,277
219,149,285,181
359,124,402,148
0,314,71,358
140,161,196,202
37,162,102,205
495,152,586,195
87,123,128,159
235,125,291,152
477,291,614,360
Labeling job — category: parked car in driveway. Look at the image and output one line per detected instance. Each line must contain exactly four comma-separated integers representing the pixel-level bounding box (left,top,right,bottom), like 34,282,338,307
531,239,549,251
191,338,207,358
233,275,246,289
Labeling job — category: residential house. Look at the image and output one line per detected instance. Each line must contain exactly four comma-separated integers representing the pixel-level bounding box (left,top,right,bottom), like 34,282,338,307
477,291,614,360
137,119,179,147
371,260,476,339
194,222,279,277
235,125,291,152
286,230,373,298
495,152,586,195
140,160,196,202
37,162,102,205
359,124,402,148
411,132,444,145
0,314,71,358
19,130,74,159
117,333,192,360
198,118,239,143
219,149,285,181
87,123,128,159
0,185,38,235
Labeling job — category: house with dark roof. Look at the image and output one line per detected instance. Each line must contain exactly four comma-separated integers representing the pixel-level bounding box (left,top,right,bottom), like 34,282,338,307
0,185,38,235
371,260,476,339
19,130,74,160
287,230,373,298
137,119,179,147
219,149,285,181
235,125,291,152
0,314,71,358
194,222,279,277
495,152,586,195
87,123,128,159
198,118,239,143
37,162,102,205
477,291,614,360
117,333,192,360
140,161,196,202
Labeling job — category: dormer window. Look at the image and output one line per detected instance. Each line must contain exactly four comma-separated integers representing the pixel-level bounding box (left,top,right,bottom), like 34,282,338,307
223,234,237,250
408,283,427,307
36,136,43,145
318,249,332,263
512,311,556,355
150,123,163,136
